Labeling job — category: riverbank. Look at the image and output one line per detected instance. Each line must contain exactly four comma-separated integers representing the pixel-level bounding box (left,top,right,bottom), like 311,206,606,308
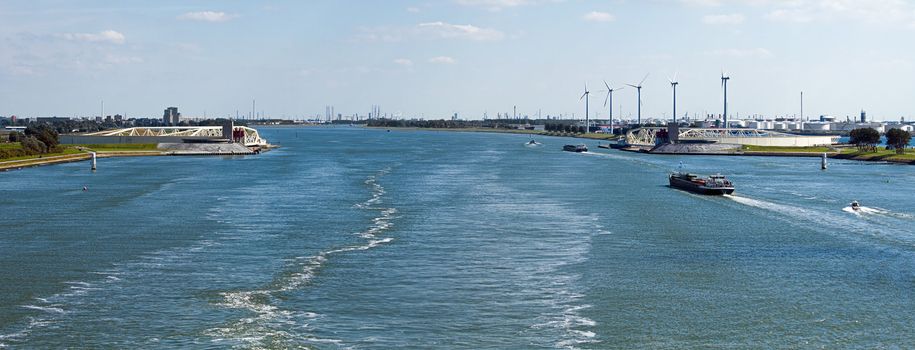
375,126,915,165
0,153,93,171
370,126,621,141
0,143,273,172
831,149,915,164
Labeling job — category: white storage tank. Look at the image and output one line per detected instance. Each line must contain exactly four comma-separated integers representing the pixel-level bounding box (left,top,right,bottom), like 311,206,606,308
803,122,830,131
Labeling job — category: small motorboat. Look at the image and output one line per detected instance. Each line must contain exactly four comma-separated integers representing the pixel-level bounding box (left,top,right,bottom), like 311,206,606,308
850,200,861,211
597,143,611,149
526,140,540,145
563,144,588,153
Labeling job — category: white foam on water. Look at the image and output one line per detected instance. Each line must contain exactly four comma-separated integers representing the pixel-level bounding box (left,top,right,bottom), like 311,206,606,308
726,194,915,246
207,167,398,348
20,305,66,314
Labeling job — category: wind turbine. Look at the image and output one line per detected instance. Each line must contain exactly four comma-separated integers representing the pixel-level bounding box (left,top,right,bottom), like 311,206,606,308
721,70,730,129
626,73,649,126
600,80,624,135
668,72,679,124
580,83,591,133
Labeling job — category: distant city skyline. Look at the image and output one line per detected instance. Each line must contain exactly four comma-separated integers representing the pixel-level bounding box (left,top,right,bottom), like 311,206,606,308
1,0,914,120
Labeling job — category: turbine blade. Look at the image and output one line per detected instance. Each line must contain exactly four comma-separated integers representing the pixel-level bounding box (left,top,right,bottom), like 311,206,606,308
673,70,679,82
580,91,587,101
603,92,610,107
626,84,638,88
615,86,625,91
604,80,611,91
639,73,649,86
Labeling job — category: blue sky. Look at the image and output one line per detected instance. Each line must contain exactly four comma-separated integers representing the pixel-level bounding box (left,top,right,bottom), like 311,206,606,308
1,0,914,121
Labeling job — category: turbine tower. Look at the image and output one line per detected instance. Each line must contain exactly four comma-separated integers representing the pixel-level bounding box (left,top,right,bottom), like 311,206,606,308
600,80,624,135
580,83,591,133
669,73,679,124
626,73,649,126
721,71,730,129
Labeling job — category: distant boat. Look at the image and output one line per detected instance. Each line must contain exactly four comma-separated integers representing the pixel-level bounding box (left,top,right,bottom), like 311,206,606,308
526,135,540,146
850,200,861,211
669,172,735,195
597,143,611,149
563,144,588,153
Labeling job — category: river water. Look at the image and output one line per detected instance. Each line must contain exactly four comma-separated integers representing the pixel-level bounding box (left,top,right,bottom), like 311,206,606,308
1,127,914,348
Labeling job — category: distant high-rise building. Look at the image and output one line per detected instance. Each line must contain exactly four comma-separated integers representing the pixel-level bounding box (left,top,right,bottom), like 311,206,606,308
860,110,866,123
163,107,180,125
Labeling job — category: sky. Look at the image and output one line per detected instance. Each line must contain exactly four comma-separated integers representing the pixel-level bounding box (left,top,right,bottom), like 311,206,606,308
1,0,914,121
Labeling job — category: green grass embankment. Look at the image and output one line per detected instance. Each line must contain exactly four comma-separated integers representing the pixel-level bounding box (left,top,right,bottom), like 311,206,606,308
835,147,915,163
76,144,159,152
741,145,834,153
0,143,161,165
0,142,22,150
0,152,91,171
0,147,84,161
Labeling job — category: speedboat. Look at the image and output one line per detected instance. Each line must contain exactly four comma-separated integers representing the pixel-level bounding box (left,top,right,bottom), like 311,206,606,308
527,140,540,145
850,200,861,211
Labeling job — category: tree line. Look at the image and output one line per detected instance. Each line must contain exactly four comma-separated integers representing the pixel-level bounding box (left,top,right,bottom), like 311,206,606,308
849,127,911,154
2,125,61,159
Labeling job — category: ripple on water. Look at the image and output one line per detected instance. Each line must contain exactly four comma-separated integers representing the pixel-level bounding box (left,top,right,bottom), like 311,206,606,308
206,167,398,348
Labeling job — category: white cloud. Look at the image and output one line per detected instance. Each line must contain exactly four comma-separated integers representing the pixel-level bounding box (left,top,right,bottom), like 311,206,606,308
177,11,238,22
59,30,125,44
705,47,773,58
763,0,915,25
394,58,414,66
702,13,745,24
455,0,531,11
418,22,505,41
429,56,457,64
582,11,615,22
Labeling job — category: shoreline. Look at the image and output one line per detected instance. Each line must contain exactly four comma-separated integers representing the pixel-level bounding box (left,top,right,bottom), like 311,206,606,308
0,145,275,172
369,126,621,141
375,126,915,165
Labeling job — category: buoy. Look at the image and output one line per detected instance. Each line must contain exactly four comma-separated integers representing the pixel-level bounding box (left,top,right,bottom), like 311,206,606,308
83,186,88,191
821,152,828,170
90,152,97,171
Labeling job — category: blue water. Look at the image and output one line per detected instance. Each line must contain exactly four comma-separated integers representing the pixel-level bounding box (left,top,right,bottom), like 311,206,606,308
2,127,915,348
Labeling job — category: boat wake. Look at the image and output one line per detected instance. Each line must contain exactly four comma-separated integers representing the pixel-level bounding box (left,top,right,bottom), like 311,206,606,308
843,205,913,219
206,167,398,348
724,194,915,246
581,150,669,169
